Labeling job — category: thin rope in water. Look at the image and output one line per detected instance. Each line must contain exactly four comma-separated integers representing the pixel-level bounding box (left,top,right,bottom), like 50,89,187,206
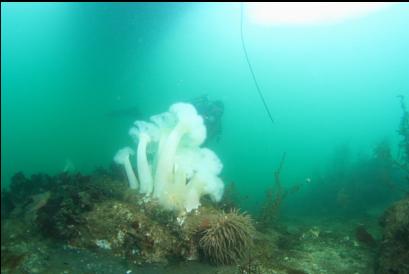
240,3,275,126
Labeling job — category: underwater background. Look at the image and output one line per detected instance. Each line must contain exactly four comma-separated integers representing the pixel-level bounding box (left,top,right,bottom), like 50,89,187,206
2,2,408,212
1,3,409,273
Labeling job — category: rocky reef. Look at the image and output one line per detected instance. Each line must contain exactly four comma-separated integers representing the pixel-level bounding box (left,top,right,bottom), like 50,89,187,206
2,166,399,273
377,195,409,274
1,168,257,273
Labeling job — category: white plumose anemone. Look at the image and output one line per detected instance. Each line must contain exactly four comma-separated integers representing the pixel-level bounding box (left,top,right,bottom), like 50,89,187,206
114,102,224,213
113,147,139,190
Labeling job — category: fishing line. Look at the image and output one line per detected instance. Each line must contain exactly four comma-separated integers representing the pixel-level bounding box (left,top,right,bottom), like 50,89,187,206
240,3,275,126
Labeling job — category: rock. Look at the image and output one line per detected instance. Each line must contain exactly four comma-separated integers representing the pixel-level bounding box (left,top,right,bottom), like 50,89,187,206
377,196,409,273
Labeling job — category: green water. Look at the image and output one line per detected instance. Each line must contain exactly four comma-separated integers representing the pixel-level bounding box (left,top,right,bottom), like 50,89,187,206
2,2,408,215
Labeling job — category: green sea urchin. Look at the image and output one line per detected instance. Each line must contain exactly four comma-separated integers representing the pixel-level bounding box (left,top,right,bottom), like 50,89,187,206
198,209,255,265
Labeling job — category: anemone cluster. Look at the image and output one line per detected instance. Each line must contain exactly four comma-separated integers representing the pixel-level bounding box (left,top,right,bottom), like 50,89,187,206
198,210,255,265
114,103,224,213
